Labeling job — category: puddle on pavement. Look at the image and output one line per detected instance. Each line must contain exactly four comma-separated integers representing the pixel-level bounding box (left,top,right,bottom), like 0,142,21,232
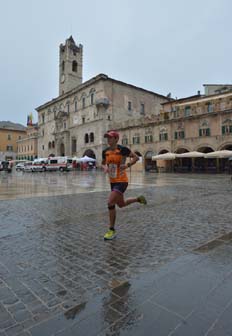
111,281,131,297
194,231,232,252
1,170,228,200
64,301,86,320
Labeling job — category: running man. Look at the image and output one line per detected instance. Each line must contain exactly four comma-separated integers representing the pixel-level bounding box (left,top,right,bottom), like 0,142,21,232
102,130,147,240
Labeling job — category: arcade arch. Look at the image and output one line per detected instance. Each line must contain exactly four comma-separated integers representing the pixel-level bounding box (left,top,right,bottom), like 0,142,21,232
144,151,156,171
83,149,96,159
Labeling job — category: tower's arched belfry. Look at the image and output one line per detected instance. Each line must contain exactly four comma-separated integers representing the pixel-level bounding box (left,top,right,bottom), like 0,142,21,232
59,36,83,96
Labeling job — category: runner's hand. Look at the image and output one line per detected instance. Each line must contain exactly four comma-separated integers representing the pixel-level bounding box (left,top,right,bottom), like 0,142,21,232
103,166,109,174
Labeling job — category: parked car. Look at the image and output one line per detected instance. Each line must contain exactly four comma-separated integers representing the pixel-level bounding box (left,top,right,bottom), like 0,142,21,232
16,162,27,171
0,161,12,173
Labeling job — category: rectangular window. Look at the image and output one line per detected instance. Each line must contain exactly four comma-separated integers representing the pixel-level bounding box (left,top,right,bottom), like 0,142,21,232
128,101,132,111
207,102,213,113
6,145,13,151
221,125,232,135
184,106,191,117
199,128,210,136
173,110,178,118
140,103,145,115
72,139,77,153
159,133,168,141
82,117,85,124
132,136,140,144
122,138,128,145
7,134,11,140
145,135,153,143
175,131,185,139
173,106,180,118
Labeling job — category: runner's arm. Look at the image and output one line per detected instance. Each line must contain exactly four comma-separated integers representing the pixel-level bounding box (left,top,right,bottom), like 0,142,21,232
101,159,109,173
101,150,109,173
127,151,139,168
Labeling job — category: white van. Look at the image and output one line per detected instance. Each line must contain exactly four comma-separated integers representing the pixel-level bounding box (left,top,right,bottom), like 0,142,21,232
30,158,48,172
46,156,72,172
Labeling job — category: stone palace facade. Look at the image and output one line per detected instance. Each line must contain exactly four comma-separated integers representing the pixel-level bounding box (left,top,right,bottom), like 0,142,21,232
36,36,169,167
36,36,232,171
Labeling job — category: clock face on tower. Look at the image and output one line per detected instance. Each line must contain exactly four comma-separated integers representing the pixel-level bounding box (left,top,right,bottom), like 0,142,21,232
60,74,65,83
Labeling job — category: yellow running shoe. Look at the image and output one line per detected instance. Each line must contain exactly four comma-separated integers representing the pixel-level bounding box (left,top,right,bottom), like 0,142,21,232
137,195,147,205
104,229,116,240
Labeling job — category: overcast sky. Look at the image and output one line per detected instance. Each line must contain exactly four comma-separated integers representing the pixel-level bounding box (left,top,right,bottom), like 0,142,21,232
0,0,231,125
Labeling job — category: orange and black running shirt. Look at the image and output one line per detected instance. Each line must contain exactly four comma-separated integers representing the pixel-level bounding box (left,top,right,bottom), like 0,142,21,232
102,145,131,183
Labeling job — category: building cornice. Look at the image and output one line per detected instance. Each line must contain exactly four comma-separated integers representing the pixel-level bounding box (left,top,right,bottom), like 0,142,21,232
36,74,170,111
162,91,232,106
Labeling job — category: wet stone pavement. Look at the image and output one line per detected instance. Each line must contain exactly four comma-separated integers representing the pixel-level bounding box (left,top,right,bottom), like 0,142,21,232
0,171,232,335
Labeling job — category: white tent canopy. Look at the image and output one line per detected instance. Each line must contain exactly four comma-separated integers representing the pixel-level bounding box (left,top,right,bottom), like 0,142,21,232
204,150,232,158
74,155,96,162
176,151,205,158
152,153,176,161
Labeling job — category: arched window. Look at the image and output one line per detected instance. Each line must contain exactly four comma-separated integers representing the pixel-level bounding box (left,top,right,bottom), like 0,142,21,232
82,97,86,108
48,142,52,149
72,61,78,72
66,102,70,113
85,133,89,143
90,132,94,142
52,141,55,148
62,61,65,72
91,93,94,105
75,100,78,112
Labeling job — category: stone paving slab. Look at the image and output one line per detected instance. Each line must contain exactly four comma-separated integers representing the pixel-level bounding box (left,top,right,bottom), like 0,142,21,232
0,173,232,335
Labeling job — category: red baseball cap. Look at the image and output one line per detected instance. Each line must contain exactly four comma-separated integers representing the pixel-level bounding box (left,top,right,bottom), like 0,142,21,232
104,130,119,139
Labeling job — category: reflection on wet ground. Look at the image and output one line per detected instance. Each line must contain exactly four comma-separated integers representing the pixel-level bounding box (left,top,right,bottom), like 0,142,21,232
0,171,232,335
0,169,231,200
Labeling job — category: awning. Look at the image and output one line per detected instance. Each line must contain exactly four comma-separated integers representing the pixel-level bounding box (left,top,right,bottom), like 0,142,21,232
176,151,205,158
75,155,96,162
152,153,176,160
204,150,232,158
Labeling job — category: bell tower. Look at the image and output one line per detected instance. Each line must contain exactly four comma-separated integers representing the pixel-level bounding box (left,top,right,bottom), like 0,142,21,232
59,36,83,96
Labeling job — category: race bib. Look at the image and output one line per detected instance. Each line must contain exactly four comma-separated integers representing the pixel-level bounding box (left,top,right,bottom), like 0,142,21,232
108,164,117,178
